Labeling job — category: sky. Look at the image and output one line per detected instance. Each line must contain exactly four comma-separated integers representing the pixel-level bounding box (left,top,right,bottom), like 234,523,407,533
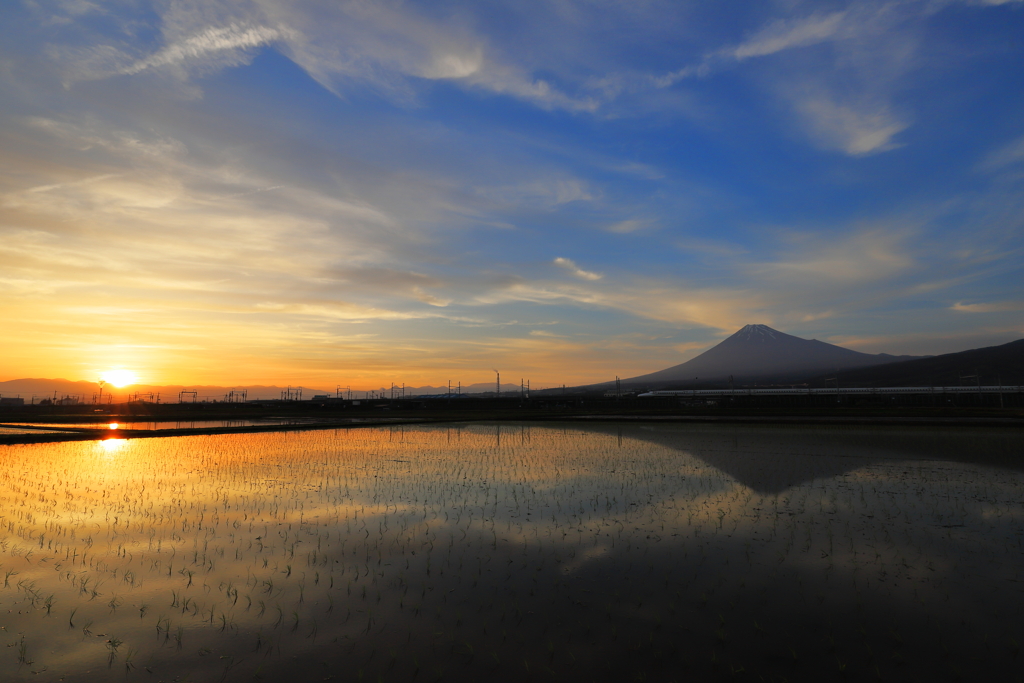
1,0,1023,390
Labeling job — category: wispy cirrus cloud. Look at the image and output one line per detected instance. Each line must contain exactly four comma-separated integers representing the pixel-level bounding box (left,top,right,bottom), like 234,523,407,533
951,301,1024,313
553,257,602,281
733,12,849,59
606,218,649,234
653,4,916,155
978,134,1024,171
654,11,849,88
4,0,1024,385
793,95,908,155
46,0,598,112
122,23,287,76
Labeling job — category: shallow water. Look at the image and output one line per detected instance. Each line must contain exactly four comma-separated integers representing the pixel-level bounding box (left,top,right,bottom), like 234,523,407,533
0,423,1021,681
3,420,288,430
0,427,73,435
3,417,414,431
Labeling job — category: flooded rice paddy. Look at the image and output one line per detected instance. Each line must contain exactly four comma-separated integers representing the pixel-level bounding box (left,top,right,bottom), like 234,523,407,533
0,428,73,436
0,423,1021,682
2,419,333,431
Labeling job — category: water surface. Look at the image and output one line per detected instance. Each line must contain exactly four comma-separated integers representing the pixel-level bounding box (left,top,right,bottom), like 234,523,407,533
0,423,1020,681
4,419,298,431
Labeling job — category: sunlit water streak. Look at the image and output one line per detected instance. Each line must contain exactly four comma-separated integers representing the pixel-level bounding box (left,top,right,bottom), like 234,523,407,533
3,420,298,430
0,423,1020,681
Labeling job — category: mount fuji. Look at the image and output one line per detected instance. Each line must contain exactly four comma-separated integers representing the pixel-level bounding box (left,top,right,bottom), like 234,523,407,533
622,324,922,387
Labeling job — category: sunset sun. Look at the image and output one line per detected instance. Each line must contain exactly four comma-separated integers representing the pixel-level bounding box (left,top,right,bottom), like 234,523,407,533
101,369,137,387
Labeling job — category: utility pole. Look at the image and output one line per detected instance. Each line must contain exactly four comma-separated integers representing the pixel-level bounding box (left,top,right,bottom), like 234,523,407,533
495,370,500,398
825,375,839,404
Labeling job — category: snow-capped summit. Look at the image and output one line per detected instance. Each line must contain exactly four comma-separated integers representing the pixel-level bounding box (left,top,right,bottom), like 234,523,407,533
734,324,778,342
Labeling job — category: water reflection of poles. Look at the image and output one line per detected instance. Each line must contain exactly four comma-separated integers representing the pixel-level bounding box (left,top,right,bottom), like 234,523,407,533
495,424,501,449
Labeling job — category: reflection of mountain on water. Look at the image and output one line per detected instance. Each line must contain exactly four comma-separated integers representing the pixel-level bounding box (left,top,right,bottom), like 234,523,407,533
568,423,1024,495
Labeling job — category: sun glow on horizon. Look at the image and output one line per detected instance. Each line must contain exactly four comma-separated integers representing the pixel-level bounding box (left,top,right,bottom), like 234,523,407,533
101,369,137,387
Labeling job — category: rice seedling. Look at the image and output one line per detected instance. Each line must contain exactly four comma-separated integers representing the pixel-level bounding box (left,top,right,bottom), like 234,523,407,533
0,423,1018,680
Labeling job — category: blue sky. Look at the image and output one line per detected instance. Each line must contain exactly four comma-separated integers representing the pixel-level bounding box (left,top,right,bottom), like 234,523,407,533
1,0,1023,388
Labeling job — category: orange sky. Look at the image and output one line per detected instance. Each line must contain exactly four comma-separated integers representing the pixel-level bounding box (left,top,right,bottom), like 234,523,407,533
4,1,1023,390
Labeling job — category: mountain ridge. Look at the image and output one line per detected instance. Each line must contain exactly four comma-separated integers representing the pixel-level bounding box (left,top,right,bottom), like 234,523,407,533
618,324,924,388
803,338,1024,387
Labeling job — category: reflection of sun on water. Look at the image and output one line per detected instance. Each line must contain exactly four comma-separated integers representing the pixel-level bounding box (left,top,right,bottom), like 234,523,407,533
100,438,126,454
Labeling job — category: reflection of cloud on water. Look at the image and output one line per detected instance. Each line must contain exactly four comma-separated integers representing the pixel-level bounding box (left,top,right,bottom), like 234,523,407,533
558,544,610,575
0,425,1020,681
567,422,1024,495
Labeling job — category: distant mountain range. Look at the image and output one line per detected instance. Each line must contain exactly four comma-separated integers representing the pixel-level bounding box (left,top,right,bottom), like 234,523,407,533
618,324,925,388
4,325,1021,401
804,338,1024,387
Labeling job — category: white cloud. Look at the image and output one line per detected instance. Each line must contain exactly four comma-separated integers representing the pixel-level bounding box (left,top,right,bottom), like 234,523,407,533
651,5,918,156
252,301,427,321
412,286,452,307
731,11,847,60
794,96,908,155
477,178,594,208
123,23,285,75
979,134,1024,171
760,228,914,283
64,1,598,112
951,301,1024,313
554,257,603,281
606,219,647,234
420,47,484,79
463,64,598,112
653,11,848,88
